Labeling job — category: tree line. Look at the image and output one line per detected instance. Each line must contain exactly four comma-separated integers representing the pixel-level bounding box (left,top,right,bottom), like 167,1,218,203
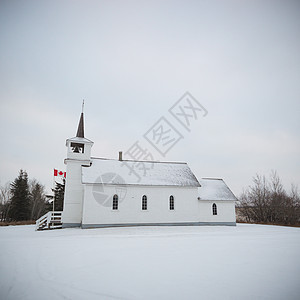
0,169,65,222
237,171,300,225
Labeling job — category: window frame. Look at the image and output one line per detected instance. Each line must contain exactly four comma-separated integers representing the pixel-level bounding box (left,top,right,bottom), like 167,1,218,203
112,194,118,210
169,195,175,210
142,195,147,211
212,203,217,215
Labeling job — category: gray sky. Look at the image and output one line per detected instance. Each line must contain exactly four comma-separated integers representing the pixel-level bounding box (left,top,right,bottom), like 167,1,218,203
0,0,299,196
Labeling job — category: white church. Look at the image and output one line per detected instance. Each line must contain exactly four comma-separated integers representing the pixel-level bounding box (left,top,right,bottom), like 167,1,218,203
61,111,236,229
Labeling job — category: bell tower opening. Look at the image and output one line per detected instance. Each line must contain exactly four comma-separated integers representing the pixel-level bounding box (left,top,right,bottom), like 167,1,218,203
71,142,84,153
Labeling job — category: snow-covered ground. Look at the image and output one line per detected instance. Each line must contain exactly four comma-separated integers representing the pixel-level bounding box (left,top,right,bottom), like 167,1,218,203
0,224,299,300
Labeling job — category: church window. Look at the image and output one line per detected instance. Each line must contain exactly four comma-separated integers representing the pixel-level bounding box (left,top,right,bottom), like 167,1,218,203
212,203,217,215
112,194,118,210
169,195,174,210
142,195,147,210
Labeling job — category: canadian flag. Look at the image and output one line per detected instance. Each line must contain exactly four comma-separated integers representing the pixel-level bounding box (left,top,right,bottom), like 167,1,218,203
54,169,66,178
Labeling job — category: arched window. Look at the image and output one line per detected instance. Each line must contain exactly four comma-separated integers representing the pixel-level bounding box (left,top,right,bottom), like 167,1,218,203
112,194,118,210
142,195,147,210
169,195,174,210
212,203,217,215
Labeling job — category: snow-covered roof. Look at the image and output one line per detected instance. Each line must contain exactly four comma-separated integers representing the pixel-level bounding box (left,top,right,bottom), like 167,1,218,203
82,158,200,187
198,178,237,201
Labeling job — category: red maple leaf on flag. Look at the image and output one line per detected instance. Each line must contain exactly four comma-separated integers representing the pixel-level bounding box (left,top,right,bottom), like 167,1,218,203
54,169,66,178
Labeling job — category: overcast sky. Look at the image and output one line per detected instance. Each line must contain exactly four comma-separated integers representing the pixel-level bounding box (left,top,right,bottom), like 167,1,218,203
0,0,299,196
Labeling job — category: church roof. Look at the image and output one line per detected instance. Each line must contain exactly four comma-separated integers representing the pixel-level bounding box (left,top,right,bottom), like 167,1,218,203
82,158,200,187
198,178,237,201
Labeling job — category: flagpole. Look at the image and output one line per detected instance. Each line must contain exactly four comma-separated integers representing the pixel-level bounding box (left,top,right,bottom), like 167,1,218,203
53,169,55,212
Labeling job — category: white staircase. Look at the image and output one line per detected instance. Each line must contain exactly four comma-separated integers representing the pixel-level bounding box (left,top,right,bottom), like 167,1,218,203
36,211,63,230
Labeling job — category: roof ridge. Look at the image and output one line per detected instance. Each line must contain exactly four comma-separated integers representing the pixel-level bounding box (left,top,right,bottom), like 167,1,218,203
201,178,223,180
90,157,187,165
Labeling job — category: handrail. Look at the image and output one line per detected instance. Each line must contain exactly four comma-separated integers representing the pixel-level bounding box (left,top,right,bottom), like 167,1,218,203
36,211,63,230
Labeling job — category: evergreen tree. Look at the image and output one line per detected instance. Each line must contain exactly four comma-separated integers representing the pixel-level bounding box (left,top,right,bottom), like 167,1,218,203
29,180,49,220
9,170,31,221
53,179,65,211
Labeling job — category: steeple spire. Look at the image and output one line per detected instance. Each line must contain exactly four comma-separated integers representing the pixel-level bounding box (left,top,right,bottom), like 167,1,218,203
76,100,85,138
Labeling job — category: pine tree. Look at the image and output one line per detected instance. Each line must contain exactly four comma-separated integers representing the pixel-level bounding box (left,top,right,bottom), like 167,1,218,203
29,180,49,220
53,179,65,211
9,170,31,221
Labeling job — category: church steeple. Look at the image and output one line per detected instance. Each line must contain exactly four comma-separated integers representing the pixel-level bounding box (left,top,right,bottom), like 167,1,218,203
63,101,93,228
76,112,84,138
65,101,93,158
76,100,85,138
